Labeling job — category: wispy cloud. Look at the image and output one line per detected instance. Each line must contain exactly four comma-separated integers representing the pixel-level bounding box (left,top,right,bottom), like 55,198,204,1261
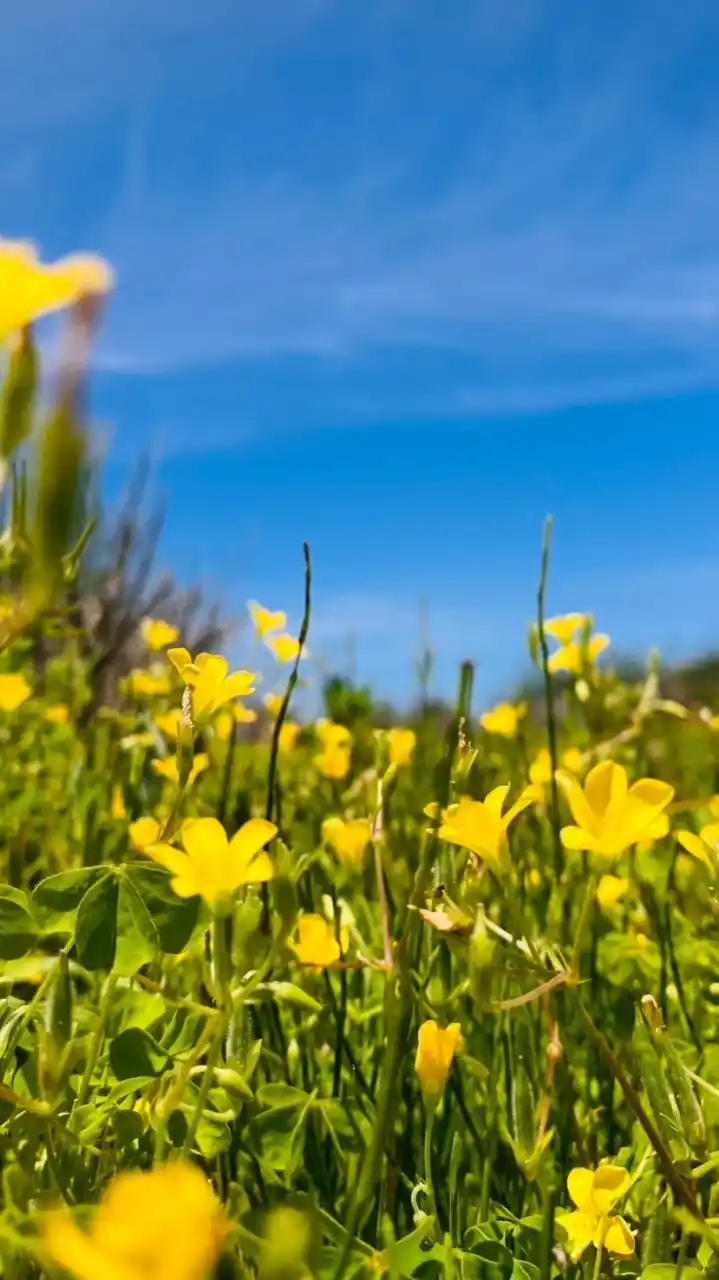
6,0,719,419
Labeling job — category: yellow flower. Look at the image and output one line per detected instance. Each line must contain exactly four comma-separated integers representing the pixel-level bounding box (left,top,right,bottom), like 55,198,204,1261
480,701,526,738
544,613,591,644
415,1020,463,1099
387,728,416,767
596,874,629,910
248,600,287,639
676,823,719,872
316,720,352,749
153,754,210,788
264,693,285,718
111,786,127,821
278,722,301,753
322,816,372,872
558,760,674,861
129,817,162,853
266,633,301,664
558,1165,634,1260
438,784,541,874
234,702,258,725
155,711,181,739
0,673,31,711
129,669,172,698
45,703,69,725
140,618,179,651
43,1161,226,1280
215,704,258,741
561,746,585,774
0,240,113,343
315,743,351,780
635,811,670,855
529,748,553,787
548,635,610,675
146,816,277,907
167,649,256,720
291,914,347,967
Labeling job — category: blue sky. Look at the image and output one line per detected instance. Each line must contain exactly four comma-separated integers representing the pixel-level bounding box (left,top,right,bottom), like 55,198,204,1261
6,0,719,708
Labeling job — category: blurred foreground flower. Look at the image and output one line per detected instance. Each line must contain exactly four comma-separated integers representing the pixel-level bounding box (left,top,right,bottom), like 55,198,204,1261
558,761,673,861
292,914,347,967
315,742,351,780
0,239,113,342
248,600,286,639
480,701,526,737
322,816,371,872
168,649,256,720
415,1020,463,1101
596,874,629,909
43,1161,226,1280
558,1165,634,1260
147,816,276,907
141,618,179,651
438,784,541,874
0,672,31,711
544,614,610,675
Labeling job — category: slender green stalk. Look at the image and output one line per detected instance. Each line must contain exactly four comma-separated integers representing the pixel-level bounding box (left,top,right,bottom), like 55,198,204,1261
74,974,117,1110
423,1105,441,1238
537,515,563,881
265,542,312,827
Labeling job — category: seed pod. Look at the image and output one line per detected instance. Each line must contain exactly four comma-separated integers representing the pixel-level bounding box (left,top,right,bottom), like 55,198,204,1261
44,952,73,1051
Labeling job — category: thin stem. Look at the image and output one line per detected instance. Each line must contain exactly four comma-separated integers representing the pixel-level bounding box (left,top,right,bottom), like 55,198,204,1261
74,975,117,1110
265,542,312,827
424,1105,441,1238
536,515,563,882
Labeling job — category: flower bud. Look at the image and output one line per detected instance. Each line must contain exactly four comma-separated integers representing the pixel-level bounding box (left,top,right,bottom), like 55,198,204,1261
415,1020,463,1104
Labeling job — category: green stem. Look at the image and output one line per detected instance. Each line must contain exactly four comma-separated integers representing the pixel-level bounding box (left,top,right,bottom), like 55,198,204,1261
74,975,117,1109
570,874,598,982
424,1105,441,1239
536,515,563,883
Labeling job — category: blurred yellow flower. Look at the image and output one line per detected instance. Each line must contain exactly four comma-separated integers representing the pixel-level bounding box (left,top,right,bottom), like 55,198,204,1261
387,727,416,767
548,634,610,675
43,1161,226,1280
596,874,629,910
129,817,162,853
129,669,172,698
558,1165,633,1260
480,701,526,737
167,649,256,720
0,239,113,342
140,618,179,651
292,914,346,967
529,748,553,787
248,600,287,639
558,761,674,861
561,746,585,774
415,1020,463,1099
544,613,591,645
264,693,285,718
45,703,69,726
322,816,372,872
266,633,301,664
676,823,719,871
155,711,181,739
0,673,31,711
438,784,541,874
215,704,258,741
316,720,352,749
111,786,127,821
315,743,351,781
147,816,276,906
278,722,301,753
153,754,209,788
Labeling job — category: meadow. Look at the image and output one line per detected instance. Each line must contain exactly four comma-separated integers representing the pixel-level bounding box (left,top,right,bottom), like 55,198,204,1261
0,240,719,1280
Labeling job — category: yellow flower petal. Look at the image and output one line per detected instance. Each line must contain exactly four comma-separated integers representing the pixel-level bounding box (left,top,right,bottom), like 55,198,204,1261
248,600,287,638
590,1165,630,1213
0,672,31,711
567,1167,596,1214
602,1215,634,1256
557,1210,597,1260
266,633,301,664
228,818,278,884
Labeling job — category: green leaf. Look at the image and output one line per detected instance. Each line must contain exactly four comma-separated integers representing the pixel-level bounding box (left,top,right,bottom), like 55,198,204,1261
128,866,200,954
642,1268,702,1280
512,1262,541,1280
33,868,102,930
250,1104,308,1173
75,875,118,971
256,1083,311,1109
0,887,37,960
260,981,323,1013
113,876,158,977
109,1028,169,1081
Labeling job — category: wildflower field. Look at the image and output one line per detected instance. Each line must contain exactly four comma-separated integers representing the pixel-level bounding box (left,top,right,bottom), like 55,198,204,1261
2,241,719,1280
